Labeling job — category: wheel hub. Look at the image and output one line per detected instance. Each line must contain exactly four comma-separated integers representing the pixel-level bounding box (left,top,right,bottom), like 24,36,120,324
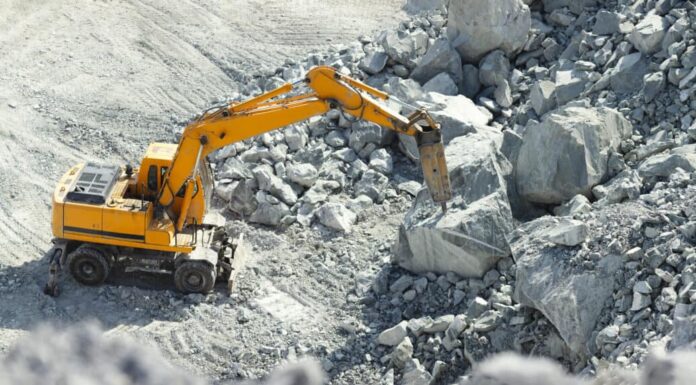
186,273,202,287
80,262,96,277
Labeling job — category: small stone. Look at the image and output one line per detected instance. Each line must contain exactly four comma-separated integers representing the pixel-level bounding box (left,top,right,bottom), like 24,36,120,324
393,64,410,78
378,321,408,346
479,50,510,87
369,149,393,174
629,14,668,55
494,79,513,108
397,181,422,196
553,194,591,216
467,297,489,319
424,315,454,333
593,10,621,35
316,203,357,233
546,219,588,246
333,148,358,163
400,358,431,383
445,315,467,341
642,72,666,102
359,50,388,75
625,247,645,261
403,289,417,302
390,275,414,294
530,80,556,116
422,72,459,95
453,289,466,305
286,163,318,187
325,130,348,147
554,70,588,106
473,310,502,332
634,281,652,295
354,169,389,202
596,324,620,345
391,338,414,368
631,292,651,311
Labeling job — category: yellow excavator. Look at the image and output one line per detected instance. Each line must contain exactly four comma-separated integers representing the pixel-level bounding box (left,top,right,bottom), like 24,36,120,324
43,66,451,296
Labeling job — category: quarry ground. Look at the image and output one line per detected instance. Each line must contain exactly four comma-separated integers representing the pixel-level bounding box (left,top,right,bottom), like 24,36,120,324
0,0,409,383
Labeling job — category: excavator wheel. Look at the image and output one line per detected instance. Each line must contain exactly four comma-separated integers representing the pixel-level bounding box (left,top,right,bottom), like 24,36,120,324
174,261,215,294
68,245,111,286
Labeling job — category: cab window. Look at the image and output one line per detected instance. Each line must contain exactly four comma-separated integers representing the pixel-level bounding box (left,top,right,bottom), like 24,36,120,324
147,165,158,191
160,167,169,185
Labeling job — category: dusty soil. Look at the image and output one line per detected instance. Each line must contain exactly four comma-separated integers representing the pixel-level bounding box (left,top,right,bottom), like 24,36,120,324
0,0,409,382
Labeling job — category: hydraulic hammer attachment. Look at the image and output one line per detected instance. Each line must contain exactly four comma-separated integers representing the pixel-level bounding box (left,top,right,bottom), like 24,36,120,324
417,129,452,212
408,110,452,211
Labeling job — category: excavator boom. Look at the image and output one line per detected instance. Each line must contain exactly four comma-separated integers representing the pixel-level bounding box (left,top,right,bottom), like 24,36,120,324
159,66,452,227
45,66,452,297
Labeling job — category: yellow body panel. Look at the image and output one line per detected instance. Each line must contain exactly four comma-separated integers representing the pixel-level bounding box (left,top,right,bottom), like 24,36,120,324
102,200,148,239
63,202,102,232
52,162,193,254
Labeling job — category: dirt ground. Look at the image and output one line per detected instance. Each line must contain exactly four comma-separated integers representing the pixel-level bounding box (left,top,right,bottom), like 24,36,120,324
0,0,410,382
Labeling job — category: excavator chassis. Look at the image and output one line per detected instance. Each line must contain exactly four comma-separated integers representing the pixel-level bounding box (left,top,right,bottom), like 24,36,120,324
43,227,249,297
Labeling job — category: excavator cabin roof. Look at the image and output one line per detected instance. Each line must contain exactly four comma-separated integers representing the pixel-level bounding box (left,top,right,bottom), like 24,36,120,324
144,142,177,161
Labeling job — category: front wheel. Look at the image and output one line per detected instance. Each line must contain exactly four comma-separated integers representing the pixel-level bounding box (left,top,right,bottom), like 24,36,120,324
68,246,110,286
174,261,215,294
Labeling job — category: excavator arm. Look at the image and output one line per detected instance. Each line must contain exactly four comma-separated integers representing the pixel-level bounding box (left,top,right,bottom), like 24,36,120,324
159,66,452,230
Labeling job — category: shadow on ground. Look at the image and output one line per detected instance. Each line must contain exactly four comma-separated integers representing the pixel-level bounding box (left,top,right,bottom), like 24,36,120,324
0,248,232,334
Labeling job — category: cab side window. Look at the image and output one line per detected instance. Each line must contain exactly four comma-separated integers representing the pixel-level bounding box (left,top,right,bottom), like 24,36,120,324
160,167,169,186
147,165,158,192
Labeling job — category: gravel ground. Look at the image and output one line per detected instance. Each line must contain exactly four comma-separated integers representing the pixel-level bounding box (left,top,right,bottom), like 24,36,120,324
0,0,409,383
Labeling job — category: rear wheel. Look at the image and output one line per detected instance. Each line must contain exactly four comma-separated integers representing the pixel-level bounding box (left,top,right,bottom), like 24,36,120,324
68,245,110,286
174,261,215,294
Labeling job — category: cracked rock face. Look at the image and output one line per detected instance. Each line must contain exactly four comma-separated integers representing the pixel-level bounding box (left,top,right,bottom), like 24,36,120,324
394,132,513,278
516,106,632,204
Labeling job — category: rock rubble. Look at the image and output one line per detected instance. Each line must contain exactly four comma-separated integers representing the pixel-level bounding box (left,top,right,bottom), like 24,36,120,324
200,0,696,383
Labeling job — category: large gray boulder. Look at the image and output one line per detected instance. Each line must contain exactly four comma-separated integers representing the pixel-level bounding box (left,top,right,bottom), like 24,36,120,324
427,93,493,140
638,150,696,178
511,216,624,355
629,13,668,55
358,50,388,75
394,132,514,278
530,80,557,116
410,37,463,85
478,50,510,87
250,199,290,227
610,53,649,94
423,73,459,95
447,0,531,63
516,106,632,204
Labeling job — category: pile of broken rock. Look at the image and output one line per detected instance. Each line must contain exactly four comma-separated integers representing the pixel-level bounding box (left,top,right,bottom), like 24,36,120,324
202,0,695,383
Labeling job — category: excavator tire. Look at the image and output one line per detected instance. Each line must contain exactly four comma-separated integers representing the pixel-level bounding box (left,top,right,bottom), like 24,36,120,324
68,245,111,286
174,261,215,294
